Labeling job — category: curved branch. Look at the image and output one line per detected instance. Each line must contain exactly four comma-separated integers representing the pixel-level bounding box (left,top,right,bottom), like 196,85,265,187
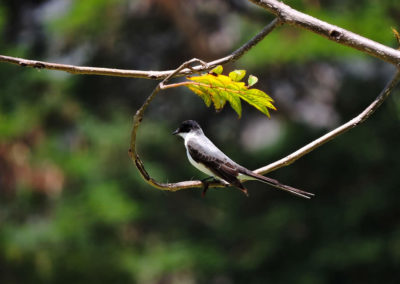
255,70,400,175
129,54,399,193
249,0,400,66
0,19,279,80
130,67,400,192
128,58,226,191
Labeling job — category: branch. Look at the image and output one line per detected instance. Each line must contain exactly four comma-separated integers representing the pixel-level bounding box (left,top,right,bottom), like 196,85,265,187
255,70,400,175
249,0,400,66
0,19,279,80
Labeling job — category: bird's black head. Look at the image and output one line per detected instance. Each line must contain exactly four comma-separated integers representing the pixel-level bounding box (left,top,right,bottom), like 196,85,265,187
172,120,202,136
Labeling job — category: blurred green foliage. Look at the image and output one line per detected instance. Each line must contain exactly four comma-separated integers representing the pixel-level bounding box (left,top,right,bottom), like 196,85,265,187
239,0,398,65
1,0,400,283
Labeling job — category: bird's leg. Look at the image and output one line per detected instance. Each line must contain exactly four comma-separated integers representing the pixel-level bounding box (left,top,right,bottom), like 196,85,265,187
201,183,209,197
200,176,216,197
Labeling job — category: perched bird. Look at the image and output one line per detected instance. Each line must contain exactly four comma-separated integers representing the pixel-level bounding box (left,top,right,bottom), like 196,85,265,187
173,120,314,199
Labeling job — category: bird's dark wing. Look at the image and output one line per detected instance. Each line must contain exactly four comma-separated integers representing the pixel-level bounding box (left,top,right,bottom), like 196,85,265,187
187,140,246,192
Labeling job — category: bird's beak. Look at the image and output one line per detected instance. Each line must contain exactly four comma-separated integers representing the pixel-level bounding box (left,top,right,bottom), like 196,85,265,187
172,128,179,135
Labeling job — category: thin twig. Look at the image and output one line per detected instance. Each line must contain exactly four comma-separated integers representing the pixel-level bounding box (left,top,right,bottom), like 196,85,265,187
249,0,400,66
254,70,400,175
0,19,279,80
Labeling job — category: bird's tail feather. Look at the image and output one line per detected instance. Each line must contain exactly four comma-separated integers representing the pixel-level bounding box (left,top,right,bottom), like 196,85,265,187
242,170,314,199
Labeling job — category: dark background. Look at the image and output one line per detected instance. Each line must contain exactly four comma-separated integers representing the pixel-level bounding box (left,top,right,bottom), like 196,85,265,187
1,0,400,283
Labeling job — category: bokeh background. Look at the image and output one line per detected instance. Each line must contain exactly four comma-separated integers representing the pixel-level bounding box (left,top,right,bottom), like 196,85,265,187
1,0,400,283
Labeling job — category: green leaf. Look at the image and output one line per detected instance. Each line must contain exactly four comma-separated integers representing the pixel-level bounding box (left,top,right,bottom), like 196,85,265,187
185,68,275,118
246,89,275,104
200,77,226,110
212,77,242,117
223,90,242,118
239,90,274,117
210,65,223,75
187,85,211,107
229,70,246,82
248,75,258,87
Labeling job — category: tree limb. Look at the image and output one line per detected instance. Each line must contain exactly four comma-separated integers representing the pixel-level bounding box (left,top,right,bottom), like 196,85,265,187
248,0,400,66
254,70,400,175
0,19,279,80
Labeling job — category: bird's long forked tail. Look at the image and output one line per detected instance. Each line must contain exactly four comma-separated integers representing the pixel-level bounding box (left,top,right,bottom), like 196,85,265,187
243,170,315,199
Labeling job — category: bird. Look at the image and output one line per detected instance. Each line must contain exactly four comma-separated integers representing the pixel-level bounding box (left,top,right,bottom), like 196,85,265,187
172,120,314,199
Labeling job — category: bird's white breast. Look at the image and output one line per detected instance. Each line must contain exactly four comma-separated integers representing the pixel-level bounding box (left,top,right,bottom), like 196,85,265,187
183,132,218,178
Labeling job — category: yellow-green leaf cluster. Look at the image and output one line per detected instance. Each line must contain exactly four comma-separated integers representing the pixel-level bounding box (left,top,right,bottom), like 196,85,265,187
185,66,275,118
